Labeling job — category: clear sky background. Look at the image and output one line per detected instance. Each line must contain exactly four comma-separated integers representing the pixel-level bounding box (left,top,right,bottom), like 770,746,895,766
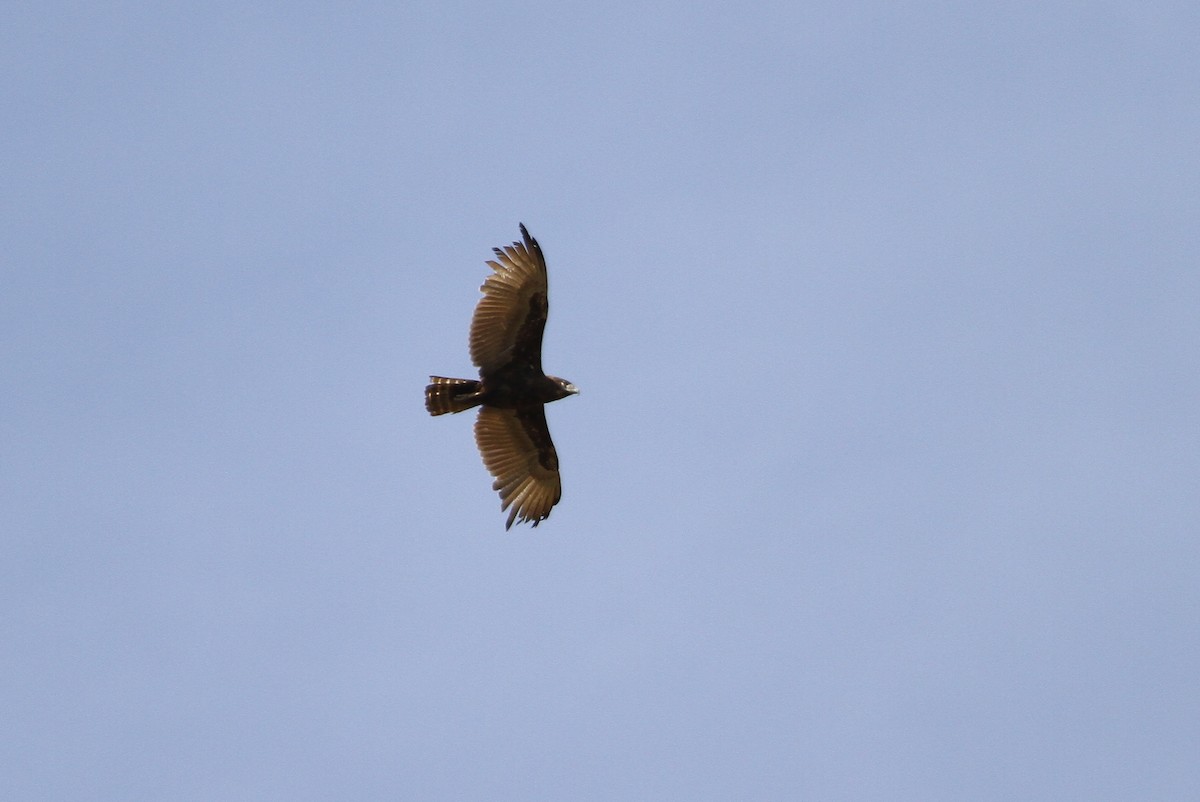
4,2,1198,799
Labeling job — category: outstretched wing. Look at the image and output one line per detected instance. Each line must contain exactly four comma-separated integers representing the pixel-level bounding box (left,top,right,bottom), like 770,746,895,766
474,405,562,529
469,224,549,375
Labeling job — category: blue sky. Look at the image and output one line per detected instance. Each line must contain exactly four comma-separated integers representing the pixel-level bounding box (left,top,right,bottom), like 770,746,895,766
4,2,1198,799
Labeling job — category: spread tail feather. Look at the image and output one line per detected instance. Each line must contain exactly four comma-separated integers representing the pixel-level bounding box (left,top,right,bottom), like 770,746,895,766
425,376,483,415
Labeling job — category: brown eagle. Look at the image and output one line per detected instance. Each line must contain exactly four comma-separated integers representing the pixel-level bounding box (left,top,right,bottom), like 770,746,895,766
425,224,578,529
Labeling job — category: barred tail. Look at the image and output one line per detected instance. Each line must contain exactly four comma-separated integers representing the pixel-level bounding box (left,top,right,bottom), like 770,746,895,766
425,376,483,415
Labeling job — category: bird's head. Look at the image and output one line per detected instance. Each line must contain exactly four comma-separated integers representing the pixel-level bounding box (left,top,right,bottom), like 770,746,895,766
550,376,579,399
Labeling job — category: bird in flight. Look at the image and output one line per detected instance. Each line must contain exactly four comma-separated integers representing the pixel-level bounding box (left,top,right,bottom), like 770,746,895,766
425,224,578,529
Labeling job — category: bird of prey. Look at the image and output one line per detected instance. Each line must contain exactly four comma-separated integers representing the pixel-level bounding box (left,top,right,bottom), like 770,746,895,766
425,224,578,529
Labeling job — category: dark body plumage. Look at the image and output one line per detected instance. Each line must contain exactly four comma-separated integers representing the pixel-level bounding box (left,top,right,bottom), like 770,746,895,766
425,224,577,529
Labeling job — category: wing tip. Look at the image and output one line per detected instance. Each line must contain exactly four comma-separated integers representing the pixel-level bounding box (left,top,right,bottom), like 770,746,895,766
518,223,539,256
